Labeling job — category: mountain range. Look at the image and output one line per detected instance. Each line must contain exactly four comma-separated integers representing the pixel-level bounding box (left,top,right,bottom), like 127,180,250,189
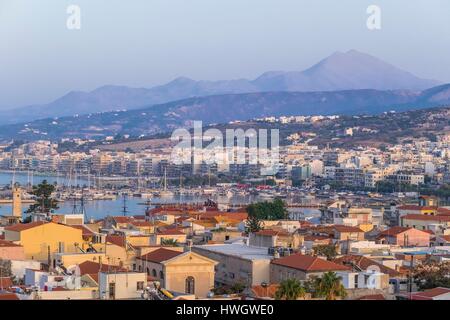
1,83,449,141
0,50,440,125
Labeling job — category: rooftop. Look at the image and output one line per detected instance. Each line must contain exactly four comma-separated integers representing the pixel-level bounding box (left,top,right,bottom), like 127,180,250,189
271,254,351,272
194,243,273,261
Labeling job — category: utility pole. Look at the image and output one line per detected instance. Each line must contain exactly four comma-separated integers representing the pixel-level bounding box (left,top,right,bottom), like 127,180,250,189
122,193,128,216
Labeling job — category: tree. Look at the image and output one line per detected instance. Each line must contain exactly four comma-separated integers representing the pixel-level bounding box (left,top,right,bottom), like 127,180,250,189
309,272,347,300
246,198,288,221
160,238,178,247
245,215,262,233
0,259,12,278
412,261,450,290
275,279,306,300
314,244,338,261
230,282,246,294
25,180,59,214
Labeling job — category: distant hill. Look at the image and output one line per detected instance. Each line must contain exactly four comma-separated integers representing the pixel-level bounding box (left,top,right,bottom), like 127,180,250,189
0,50,440,125
1,84,449,141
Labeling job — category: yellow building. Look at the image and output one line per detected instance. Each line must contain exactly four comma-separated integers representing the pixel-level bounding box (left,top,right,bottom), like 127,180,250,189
136,248,217,298
4,221,83,262
150,229,187,245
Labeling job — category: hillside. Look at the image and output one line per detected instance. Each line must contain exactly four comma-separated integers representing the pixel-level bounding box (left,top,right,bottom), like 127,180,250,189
0,50,440,125
0,84,449,142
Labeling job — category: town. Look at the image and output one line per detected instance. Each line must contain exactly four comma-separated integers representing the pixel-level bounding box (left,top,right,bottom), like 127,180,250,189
0,115,449,301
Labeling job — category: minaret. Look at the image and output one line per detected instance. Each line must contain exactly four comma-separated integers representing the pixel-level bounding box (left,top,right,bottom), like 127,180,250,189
12,185,22,218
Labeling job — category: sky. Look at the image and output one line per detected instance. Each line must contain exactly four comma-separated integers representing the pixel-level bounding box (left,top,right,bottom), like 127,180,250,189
1,0,449,109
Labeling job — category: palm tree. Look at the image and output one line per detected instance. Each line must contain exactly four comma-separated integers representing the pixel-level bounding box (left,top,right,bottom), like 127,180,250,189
161,238,178,247
313,272,347,300
275,279,306,300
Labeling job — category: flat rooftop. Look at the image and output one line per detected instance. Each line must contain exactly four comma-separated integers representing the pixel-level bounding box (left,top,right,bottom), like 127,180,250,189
194,243,273,261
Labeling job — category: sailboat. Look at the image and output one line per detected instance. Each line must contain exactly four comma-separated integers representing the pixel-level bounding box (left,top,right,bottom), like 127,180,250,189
158,168,174,198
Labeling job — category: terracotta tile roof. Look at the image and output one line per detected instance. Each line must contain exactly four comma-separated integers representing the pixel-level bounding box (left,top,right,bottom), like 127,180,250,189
0,277,13,289
255,229,290,237
333,255,402,277
332,225,364,233
0,239,22,247
4,221,48,232
401,214,450,222
410,287,450,300
137,248,183,263
397,205,437,211
378,226,411,236
303,235,331,242
0,293,19,300
78,261,125,275
157,228,185,235
4,221,84,233
112,216,134,224
271,254,351,272
72,225,95,237
106,235,126,247
85,273,99,284
130,221,154,227
199,212,248,221
437,208,450,215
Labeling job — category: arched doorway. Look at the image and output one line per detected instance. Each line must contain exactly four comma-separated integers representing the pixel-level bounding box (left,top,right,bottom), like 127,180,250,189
185,276,195,294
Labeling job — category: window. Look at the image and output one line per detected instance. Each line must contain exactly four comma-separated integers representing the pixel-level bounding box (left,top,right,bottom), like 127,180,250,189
137,281,144,291
185,276,195,294
152,269,157,277
160,271,164,279
354,275,359,289
109,282,116,299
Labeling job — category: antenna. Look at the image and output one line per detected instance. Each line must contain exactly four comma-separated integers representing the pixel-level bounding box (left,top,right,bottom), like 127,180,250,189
71,194,78,214
79,188,88,222
122,193,128,216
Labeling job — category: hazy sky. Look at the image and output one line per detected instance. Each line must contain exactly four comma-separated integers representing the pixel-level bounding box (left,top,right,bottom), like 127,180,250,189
1,0,449,109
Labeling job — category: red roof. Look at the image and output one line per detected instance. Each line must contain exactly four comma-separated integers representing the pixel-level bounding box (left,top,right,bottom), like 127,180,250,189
0,277,13,289
271,254,350,272
78,261,126,275
0,293,19,300
410,287,450,300
112,216,134,224
332,225,364,233
106,235,126,247
130,221,154,227
401,214,450,222
199,211,248,221
157,228,185,236
0,239,22,247
137,248,183,263
333,255,402,277
378,226,411,236
72,225,95,237
4,221,48,232
397,205,437,211
4,221,83,233
255,229,290,237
